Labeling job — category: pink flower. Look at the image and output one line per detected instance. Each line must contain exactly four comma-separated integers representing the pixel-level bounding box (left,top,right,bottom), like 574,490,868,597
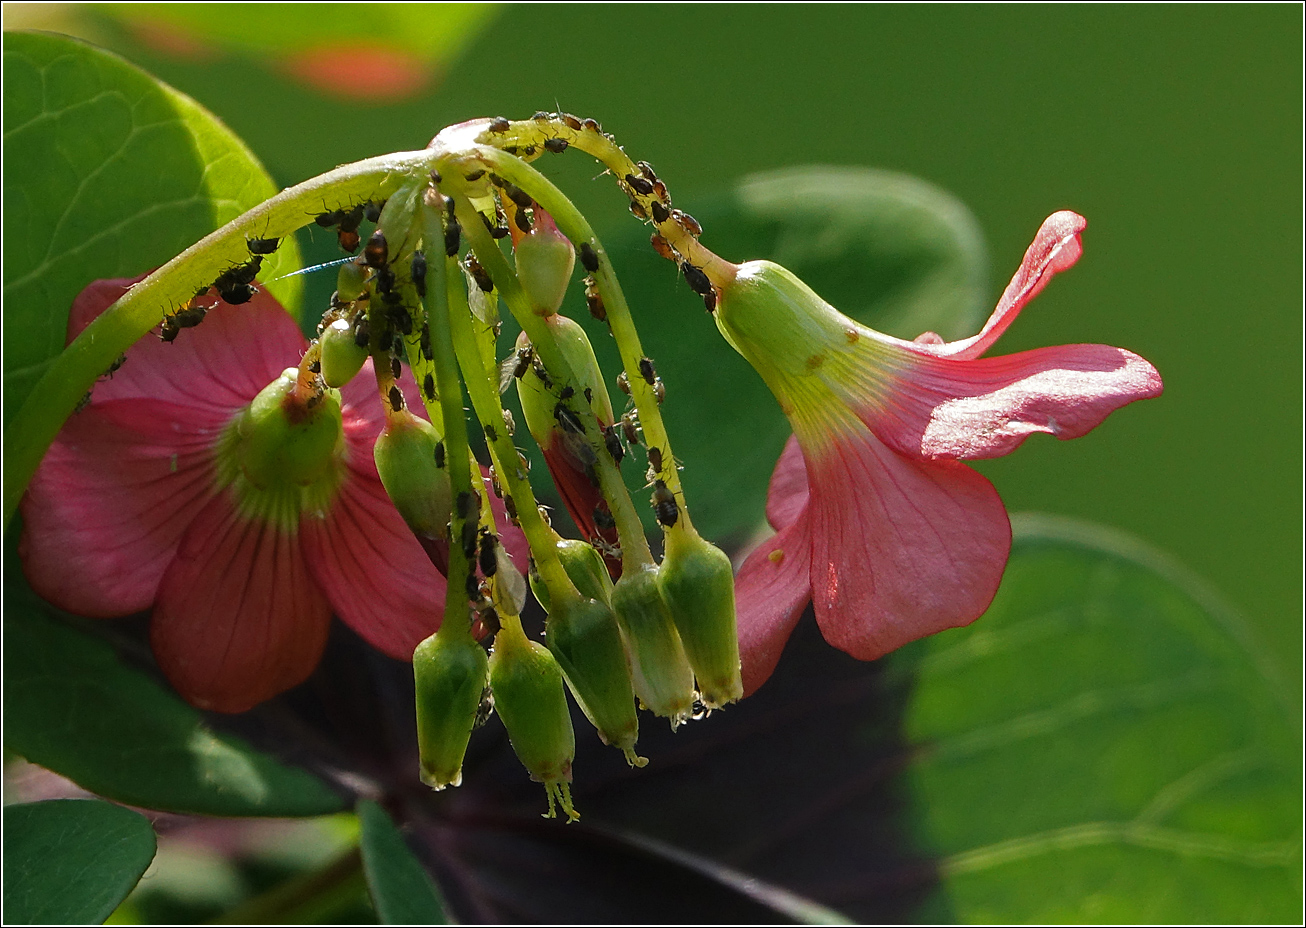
19,275,519,713
715,212,1164,694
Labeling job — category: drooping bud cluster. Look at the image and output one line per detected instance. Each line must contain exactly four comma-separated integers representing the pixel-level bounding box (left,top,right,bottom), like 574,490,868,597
283,115,744,819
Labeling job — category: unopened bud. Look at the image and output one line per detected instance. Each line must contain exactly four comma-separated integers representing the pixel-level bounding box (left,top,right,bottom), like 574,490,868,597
233,369,343,490
319,319,368,388
657,531,743,708
490,626,579,821
336,260,369,303
414,631,489,790
374,409,451,540
545,594,644,767
514,209,575,316
611,567,695,725
530,538,613,613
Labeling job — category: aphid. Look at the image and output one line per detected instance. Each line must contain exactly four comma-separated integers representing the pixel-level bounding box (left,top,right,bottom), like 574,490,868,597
444,217,461,257
650,233,676,261
214,257,261,304
461,522,479,561
501,408,516,437
247,236,280,255
652,179,669,201
625,173,654,196
514,208,532,233
504,495,519,523
102,353,127,379
673,209,704,237
473,686,495,728
584,461,600,488
650,201,671,224
594,506,616,531
424,372,436,401
419,323,432,360
390,355,402,380
171,302,208,329
579,242,599,273
484,422,498,443
74,390,93,413
388,385,404,411
315,209,344,228
513,345,534,379
616,371,630,395
702,288,718,313
652,479,679,528
654,377,666,404
364,230,388,268
478,532,498,576
682,261,712,296
584,387,593,404
647,445,664,475
433,440,446,469
467,255,494,292
444,195,457,219
531,355,553,389
339,204,365,233
554,402,584,435
353,316,371,347
561,113,582,130
429,168,442,184
581,117,600,131
628,200,648,220
620,411,640,446
637,161,658,182
309,359,321,374
559,385,575,401
337,229,360,253
456,490,479,520
464,572,481,600
488,117,510,133
465,169,486,181
365,200,385,223
544,137,568,153
603,425,624,464
638,356,656,385
532,110,552,121
585,286,606,322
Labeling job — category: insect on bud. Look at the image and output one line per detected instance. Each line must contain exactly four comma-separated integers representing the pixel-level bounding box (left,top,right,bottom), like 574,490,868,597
657,531,743,708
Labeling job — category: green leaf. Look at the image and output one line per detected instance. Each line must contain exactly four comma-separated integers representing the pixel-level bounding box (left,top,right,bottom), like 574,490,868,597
898,515,1300,923
2,30,302,432
3,576,347,818
593,166,989,541
3,799,156,925
357,799,448,925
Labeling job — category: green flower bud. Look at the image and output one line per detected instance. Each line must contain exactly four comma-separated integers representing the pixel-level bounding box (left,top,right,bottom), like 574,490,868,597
530,538,613,613
336,260,369,303
490,626,579,821
657,531,743,708
233,368,343,491
413,631,489,790
611,566,695,726
373,409,451,539
545,594,644,767
514,210,575,316
377,182,423,264
319,318,368,388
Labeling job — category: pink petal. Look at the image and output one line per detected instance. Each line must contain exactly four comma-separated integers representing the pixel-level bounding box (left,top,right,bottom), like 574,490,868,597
301,468,447,662
764,435,810,531
918,211,1086,361
735,514,814,696
805,425,1010,661
19,398,223,617
151,493,331,713
867,344,1164,461
70,275,306,417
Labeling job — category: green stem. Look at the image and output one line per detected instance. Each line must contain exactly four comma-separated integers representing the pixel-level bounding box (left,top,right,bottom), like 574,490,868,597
209,847,365,925
448,145,701,538
4,147,446,527
419,202,476,642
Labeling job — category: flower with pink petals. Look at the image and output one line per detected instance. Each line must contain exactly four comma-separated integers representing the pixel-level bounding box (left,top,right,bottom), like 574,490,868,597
714,212,1164,694
19,275,520,713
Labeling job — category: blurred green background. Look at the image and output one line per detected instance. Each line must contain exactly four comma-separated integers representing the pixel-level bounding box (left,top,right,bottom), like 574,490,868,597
5,4,1298,689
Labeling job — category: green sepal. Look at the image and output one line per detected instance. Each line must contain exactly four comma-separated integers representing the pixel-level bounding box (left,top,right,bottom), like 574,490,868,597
611,566,696,725
413,631,490,790
658,530,743,708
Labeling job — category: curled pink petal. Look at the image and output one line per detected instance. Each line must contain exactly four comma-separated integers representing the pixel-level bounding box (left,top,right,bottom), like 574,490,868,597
764,435,809,531
805,425,1010,661
735,514,814,696
151,494,331,713
301,468,446,662
868,344,1164,461
19,398,221,617
915,211,1086,360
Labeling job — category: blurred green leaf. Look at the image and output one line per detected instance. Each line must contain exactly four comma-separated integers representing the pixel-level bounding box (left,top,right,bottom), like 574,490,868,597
591,166,989,542
357,799,448,924
2,30,301,431
4,799,156,925
901,515,1300,922
3,587,347,818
